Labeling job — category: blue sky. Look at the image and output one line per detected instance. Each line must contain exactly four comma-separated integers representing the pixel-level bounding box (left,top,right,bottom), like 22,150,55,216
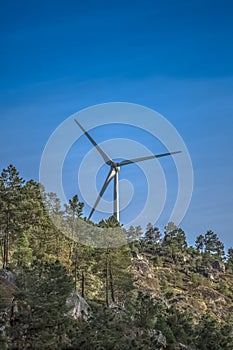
0,1,233,248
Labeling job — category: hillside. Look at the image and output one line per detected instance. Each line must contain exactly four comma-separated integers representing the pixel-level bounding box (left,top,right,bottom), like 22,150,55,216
1,249,233,349
1,165,233,349
132,252,233,322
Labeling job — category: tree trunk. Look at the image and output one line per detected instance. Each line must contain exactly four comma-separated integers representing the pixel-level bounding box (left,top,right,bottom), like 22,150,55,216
69,213,75,259
3,230,8,269
3,211,10,269
74,258,77,292
81,270,85,298
109,262,115,303
0,234,3,263
105,251,109,307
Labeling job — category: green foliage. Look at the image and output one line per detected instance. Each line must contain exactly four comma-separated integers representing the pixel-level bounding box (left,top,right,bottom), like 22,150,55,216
226,247,233,272
143,223,161,253
196,230,225,260
9,260,74,349
165,288,174,299
133,292,158,328
127,225,143,242
220,315,233,350
94,245,133,306
98,215,121,228
191,272,205,287
195,234,205,252
195,314,225,350
153,255,163,266
0,165,25,268
1,164,233,350
71,243,97,298
204,230,225,259
163,222,187,256
65,194,84,219
71,304,167,350
218,281,233,299
167,306,194,347
12,232,32,267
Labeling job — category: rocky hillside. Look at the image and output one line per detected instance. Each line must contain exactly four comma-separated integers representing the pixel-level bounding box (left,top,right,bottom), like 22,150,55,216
132,252,233,322
0,276,15,308
1,248,233,350
1,165,233,349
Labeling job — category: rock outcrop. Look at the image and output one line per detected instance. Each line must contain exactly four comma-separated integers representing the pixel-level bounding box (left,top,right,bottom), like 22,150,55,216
67,291,91,320
176,344,194,350
0,269,16,285
212,260,225,273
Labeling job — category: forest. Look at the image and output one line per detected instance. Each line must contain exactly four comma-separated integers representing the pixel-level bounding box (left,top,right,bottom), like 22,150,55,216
1,164,233,350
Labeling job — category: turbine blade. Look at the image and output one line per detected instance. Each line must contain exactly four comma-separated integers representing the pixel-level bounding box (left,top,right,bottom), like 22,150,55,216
74,119,112,164
88,168,115,220
118,151,181,166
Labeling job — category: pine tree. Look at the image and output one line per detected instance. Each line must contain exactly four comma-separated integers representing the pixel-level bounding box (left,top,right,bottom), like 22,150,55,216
10,260,74,349
220,315,233,350
226,248,233,272
0,165,25,268
195,234,205,252
64,194,84,258
94,245,133,306
71,243,95,298
204,230,225,259
163,222,187,257
127,225,143,242
195,314,223,350
167,306,194,346
143,223,161,253
12,232,32,267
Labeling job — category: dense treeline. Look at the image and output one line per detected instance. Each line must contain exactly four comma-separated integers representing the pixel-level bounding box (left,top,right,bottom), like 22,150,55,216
0,164,233,349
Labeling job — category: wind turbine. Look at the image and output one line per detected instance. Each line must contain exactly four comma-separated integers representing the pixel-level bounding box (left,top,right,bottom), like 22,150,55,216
75,119,181,222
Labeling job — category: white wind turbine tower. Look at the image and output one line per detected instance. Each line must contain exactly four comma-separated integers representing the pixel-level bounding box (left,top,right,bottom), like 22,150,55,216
75,119,181,222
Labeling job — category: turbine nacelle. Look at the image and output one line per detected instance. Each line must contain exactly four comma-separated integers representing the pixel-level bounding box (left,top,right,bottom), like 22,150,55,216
106,160,120,171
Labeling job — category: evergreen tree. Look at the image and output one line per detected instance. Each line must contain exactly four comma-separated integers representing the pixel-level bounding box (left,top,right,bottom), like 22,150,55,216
134,292,163,329
195,234,205,252
12,232,32,267
226,247,233,272
204,230,225,259
127,225,143,254
9,260,74,349
97,217,133,306
143,223,161,253
127,225,143,242
98,215,121,229
71,243,95,298
163,222,187,256
167,306,194,346
0,165,25,268
64,194,84,258
95,245,133,306
220,315,233,350
65,194,84,219
195,314,223,350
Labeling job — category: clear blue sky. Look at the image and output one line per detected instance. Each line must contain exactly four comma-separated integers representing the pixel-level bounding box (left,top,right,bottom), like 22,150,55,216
0,1,233,248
